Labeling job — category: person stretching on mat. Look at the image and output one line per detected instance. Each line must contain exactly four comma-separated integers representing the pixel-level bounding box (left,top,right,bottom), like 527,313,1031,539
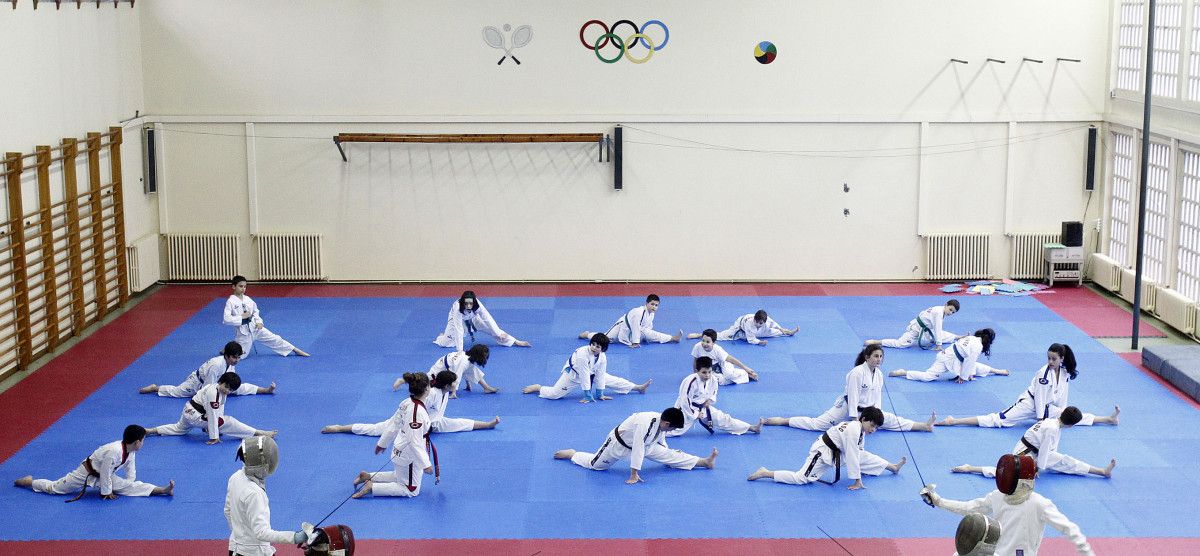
668,356,761,437
554,407,718,484
690,328,758,384
434,290,531,351
889,328,1009,382
353,373,438,499
224,275,310,358
938,343,1119,428
687,309,798,346
395,344,496,395
950,406,1116,479
763,344,935,432
579,294,682,348
14,424,173,500
324,370,498,435
522,333,651,402
749,406,906,490
866,299,961,350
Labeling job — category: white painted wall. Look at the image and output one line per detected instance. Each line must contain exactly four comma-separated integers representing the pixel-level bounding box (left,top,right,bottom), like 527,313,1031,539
140,0,1109,280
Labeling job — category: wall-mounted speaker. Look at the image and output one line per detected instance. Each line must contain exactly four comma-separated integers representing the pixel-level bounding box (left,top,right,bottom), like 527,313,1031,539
1084,126,1097,191
143,126,158,194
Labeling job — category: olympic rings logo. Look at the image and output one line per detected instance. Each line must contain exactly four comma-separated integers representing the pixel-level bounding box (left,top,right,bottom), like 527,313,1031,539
579,19,669,64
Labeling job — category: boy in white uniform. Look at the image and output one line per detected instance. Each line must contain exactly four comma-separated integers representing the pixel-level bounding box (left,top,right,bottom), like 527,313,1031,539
522,333,651,401
764,344,934,432
922,454,1095,555
145,372,277,444
434,290,531,351
890,329,1009,382
579,294,681,348
951,407,1116,479
669,357,761,436
867,299,960,350
225,436,308,555
323,370,499,435
691,329,757,384
554,408,718,484
14,424,174,500
689,309,798,345
748,407,907,490
138,341,274,397
393,344,496,395
353,373,437,498
224,275,310,358
939,343,1120,428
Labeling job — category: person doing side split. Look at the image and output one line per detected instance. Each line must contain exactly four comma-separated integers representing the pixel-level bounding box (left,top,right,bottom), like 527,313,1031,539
748,407,907,490
145,373,277,444
396,344,495,395
522,333,651,402
353,373,438,499
224,275,310,358
579,294,681,348
951,407,1117,479
434,290,531,351
922,454,1095,555
553,408,718,484
322,370,499,435
691,329,758,384
890,328,1009,382
866,299,961,350
13,424,173,500
139,341,274,397
763,344,934,432
687,309,798,346
668,356,761,436
225,436,310,556
940,343,1119,428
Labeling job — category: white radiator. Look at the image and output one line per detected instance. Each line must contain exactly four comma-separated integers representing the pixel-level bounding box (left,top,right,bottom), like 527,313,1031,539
1009,233,1060,280
164,234,239,281
1118,266,1156,311
1089,253,1122,292
126,234,161,293
1153,285,1196,335
925,234,991,280
256,234,325,281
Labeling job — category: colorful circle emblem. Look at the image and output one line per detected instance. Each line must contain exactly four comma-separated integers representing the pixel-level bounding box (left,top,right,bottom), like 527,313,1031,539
754,41,777,64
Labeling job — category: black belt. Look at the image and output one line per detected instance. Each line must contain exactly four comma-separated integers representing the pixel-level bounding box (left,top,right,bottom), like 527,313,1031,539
1019,436,1039,454
611,427,632,449
189,399,207,417
820,432,842,484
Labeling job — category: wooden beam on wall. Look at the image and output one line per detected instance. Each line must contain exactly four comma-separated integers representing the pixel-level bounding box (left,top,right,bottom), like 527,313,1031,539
85,132,107,320
62,137,86,335
108,126,128,305
4,152,33,369
34,146,61,347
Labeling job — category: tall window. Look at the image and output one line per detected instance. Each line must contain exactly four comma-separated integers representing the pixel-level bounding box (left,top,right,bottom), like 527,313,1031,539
1109,132,1136,264
1177,150,1200,300
1189,1,1200,100
1118,1,1147,92
1153,1,1184,97
1142,142,1173,283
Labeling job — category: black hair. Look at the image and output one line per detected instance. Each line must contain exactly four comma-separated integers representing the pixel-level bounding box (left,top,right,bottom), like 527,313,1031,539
231,275,247,286
431,370,458,390
974,328,996,356
1060,406,1083,426
701,328,718,342
855,344,884,366
661,407,685,429
753,309,769,323
589,333,610,352
221,341,244,358
1048,343,1078,380
457,291,479,313
694,356,714,371
123,424,147,444
646,294,660,304
946,299,960,311
403,372,431,399
858,406,885,427
466,344,490,366
218,371,242,390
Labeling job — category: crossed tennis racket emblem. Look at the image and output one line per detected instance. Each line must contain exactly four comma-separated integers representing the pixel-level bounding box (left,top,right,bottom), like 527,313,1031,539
483,24,532,65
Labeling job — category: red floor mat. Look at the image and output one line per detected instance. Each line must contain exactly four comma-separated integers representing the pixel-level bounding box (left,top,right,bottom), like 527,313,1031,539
1036,286,1165,337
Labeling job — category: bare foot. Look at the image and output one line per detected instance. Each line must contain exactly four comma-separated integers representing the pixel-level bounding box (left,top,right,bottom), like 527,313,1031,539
321,425,350,434
937,416,958,426
138,384,158,394
145,428,160,436
578,332,590,339
483,385,499,394
747,369,760,381
889,457,907,474
13,475,32,488
748,418,764,434
292,348,311,357
514,340,532,347
864,339,881,346
392,377,406,391
784,327,799,336
889,370,906,377
995,369,1010,376
481,416,500,429
522,385,540,394
686,332,702,339
553,449,576,460
260,382,277,395
697,448,719,469
351,481,372,499
154,480,175,496
670,330,683,343
918,412,937,432
951,464,974,474
1109,405,1121,425
633,379,652,393
762,417,790,426
1102,459,1117,478
256,430,278,438
747,466,772,481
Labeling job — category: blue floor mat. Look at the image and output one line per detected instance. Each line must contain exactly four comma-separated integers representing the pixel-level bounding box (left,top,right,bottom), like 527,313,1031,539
0,295,1194,541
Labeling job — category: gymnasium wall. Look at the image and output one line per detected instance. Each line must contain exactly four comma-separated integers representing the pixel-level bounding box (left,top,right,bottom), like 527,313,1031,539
138,0,1111,281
